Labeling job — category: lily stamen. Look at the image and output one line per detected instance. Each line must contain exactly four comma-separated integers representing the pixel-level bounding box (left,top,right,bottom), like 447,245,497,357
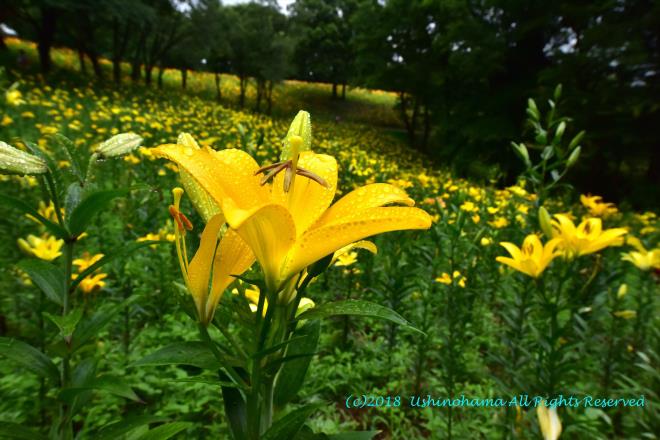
254,159,329,190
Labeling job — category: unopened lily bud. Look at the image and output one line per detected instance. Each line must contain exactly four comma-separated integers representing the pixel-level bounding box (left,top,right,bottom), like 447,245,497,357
568,130,585,150
527,98,539,118
566,146,581,167
96,133,143,158
0,140,48,175
539,207,554,238
617,284,628,299
281,110,311,160
554,121,566,142
511,142,530,166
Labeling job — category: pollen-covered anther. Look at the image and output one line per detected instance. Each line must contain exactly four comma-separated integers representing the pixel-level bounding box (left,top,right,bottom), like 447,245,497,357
169,205,193,232
254,160,329,190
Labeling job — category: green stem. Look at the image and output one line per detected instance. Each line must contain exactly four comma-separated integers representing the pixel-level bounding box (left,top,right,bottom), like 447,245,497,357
59,240,74,439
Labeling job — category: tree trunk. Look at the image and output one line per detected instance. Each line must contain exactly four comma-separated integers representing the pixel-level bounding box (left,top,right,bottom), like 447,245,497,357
214,72,222,101
399,92,416,147
157,66,164,89
341,83,346,100
181,68,187,89
131,32,146,82
37,8,58,74
422,103,431,152
145,65,153,85
239,76,246,108
332,82,337,99
112,58,121,84
255,79,264,112
78,48,87,75
88,51,103,79
266,81,274,114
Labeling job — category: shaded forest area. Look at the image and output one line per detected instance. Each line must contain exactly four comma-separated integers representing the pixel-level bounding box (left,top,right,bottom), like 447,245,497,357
1,0,658,207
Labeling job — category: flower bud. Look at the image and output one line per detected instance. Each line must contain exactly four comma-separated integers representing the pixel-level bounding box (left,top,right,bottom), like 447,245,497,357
281,110,311,160
95,133,143,158
554,121,566,142
0,140,48,175
566,146,581,167
539,206,554,238
511,142,530,166
617,284,627,299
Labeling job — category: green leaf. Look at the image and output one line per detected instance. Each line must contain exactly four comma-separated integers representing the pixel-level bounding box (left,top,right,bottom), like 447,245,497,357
53,134,84,182
70,297,137,352
60,374,141,403
296,300,422,334
0,337,59,381
221,379,247,440
133,341,222,370
0,193,68,238
44,308,83,339
95,416,169,440
64,182,83,218
274,321,320,407
17,259,65,306
262,403,323,440
136,422,192,440
67,188,130,236
70,240,164,293
0,421,47,440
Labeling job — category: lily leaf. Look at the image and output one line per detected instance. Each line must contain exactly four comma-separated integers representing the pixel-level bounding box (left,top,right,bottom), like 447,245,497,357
67,188,132,236
133,341,226,370
0,421,47,440
136,422,192,440
262,403,323,440
0,193,68,238
17,259,65,305
0,337,59,381
274,321,320,407
95,416,169,440
296,300,423,334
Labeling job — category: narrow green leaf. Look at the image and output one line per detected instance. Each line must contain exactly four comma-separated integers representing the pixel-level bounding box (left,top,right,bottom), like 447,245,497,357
0,193,68,238
64,182,83,218
296,300,422,334
136,422,192,440
133,341,222,370
70,240,163,293
262,403,323,440
0,421,47,440
221,378,247,440
53,134,84,182
70,297,137,352
67,188,131,235
274,321,320,406
17,259,65,305
59,375,141,403
0,337,59,381
95,416,169,440
44,308,83,339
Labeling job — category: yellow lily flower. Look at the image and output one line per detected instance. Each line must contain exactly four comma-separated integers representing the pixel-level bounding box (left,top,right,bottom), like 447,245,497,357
551,214,626,257
537,404,562,440
496,234,561,278
169,188,255,325
621,236,660,271
17,234,64,261
580,194,618,217
154,111,431,293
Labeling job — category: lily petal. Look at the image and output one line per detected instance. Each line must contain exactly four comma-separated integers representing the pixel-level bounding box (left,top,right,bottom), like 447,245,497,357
316,183,415,226
284,206,431,277
271,151,337,236
187,214,224,317
227,202,297,291
206,229,255,321
176,134,222,222
153,144,269,212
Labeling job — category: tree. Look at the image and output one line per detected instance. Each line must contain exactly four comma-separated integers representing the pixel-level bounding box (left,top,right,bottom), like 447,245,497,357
290,0,356,99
